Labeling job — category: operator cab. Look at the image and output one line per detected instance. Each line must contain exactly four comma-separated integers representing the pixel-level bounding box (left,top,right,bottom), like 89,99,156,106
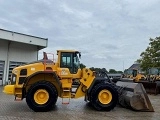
132,69,138,77
148,68,160,75
57,50,81,74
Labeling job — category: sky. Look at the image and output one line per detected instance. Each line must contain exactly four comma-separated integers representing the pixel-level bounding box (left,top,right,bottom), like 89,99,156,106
0,0,160,71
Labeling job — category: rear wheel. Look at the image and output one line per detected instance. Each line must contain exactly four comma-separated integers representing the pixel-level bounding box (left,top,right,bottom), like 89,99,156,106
26,81,58,112
90,82,118,111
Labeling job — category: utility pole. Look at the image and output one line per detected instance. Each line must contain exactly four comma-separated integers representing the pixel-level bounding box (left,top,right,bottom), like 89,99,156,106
123,61,124,72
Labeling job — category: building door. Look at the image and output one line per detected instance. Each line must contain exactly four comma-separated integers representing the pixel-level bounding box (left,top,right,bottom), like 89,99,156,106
0,61,5,85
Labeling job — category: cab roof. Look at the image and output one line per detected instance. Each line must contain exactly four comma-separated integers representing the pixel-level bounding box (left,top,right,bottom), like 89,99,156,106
57,50,80,53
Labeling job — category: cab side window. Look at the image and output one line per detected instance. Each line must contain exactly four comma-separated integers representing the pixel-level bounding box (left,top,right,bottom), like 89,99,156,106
60,53,72,68
60,52,79,74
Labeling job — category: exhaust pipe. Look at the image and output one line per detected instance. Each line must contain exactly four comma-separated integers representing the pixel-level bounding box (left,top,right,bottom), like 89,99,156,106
116,81,154,112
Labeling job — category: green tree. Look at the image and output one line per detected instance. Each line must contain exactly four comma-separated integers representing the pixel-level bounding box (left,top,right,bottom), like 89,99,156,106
117,71,123,73
137,37,160,71
80,63,86,69
89,67,101,72
89,67,108,73
109,69,117,73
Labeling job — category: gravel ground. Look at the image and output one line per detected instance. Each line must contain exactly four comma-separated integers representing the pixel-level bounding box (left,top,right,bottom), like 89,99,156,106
0,86,160,120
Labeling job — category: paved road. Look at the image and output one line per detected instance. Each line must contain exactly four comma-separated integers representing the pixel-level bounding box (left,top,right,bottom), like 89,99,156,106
0,86,160,120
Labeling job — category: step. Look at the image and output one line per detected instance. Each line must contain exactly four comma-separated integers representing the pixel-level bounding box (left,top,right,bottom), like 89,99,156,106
71,91,76,93
71,87,77,93
14,96,22,101
62,102,69,104
62,98,70,104
15,98,22,101
71,93,75,98
72,84,79,88
63,89,70,92
62,95,70,98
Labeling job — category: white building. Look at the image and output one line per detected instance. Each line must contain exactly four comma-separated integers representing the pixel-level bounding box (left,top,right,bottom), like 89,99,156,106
0,28,48,85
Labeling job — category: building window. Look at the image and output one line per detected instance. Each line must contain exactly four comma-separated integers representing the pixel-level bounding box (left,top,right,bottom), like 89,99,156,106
0,61,5,85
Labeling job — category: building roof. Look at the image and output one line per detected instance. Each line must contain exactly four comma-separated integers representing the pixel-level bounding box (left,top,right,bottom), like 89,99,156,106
0,28,48,50
128,63,141,70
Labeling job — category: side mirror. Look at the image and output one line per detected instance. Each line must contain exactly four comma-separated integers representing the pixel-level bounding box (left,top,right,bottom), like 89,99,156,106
79,52,81,59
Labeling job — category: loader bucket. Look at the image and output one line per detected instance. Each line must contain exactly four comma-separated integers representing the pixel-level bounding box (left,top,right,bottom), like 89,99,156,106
139,81,160,95
116,81,154,112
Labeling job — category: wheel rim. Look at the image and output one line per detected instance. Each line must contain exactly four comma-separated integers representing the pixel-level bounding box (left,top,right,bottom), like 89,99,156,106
34,89,49,105
98,89,112,104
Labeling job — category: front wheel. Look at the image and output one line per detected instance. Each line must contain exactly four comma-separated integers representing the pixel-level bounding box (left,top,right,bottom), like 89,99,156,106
90,82,118,111
26,81,58,112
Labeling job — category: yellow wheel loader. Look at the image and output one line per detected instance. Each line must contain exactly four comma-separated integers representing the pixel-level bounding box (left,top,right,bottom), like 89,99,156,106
3,50,154,112
121,68,160,95
122,69,145,82
140,67,160,95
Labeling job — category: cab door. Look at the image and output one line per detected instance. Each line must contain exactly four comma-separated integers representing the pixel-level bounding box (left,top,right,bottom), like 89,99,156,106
60,52,79,74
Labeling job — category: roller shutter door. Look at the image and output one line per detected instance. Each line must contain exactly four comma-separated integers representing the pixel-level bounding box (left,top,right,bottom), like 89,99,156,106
8,61,26,82
0,61,5,85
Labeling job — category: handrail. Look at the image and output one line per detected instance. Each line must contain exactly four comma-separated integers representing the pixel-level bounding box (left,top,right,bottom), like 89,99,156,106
43,52,54,71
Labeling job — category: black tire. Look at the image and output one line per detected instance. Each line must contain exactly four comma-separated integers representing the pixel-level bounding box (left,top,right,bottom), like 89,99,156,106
26,81,58,112
90,82,118,111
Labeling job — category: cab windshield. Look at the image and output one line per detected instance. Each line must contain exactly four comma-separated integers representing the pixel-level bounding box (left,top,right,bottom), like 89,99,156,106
149,68,160,75
124,69,133,75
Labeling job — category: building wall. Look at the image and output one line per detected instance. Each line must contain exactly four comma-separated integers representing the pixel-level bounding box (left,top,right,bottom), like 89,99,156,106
8,41,38,62
0,40,38,85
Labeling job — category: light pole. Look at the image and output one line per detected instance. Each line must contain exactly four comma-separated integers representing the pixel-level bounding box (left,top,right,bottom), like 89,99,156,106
123,61,124,72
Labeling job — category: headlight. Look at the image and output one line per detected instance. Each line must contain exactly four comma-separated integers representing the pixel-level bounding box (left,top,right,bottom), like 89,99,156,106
12,76,16,83
11,74,16,85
